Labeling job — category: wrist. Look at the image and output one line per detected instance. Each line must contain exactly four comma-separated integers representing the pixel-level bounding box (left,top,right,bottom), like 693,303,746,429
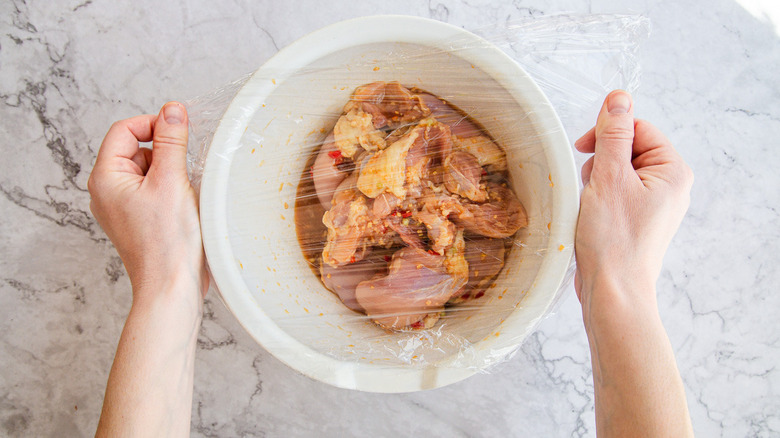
130,265,205,323
579,269,659,331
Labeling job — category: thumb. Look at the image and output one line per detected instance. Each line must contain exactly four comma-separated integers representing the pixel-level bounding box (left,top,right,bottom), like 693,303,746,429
150,101,189,177
592,90,635,179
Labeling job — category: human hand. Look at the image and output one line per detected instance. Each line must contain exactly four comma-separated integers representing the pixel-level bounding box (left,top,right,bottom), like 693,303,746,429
573,90,695,438
573,90,693,312
88,102,208,300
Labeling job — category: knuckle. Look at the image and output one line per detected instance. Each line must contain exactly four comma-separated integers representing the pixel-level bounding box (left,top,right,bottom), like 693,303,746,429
153,135,188,152
87,171,103,196
682,163,694,184
109,119,127,133
87,174,96,194
634,118,654,134
153,132,187,148
598,120,635,142
673,159,694,182
668,161,694,197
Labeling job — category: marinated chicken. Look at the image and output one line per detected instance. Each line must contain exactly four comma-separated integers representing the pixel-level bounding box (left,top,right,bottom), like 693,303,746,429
355,248,465,330
296,82,528,331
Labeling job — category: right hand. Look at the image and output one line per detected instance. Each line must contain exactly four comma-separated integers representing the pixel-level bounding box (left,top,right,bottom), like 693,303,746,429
573,90,693,312
88,102,208,300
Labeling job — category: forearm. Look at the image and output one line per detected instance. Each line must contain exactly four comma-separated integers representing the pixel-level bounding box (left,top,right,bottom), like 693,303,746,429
581,274,693,438
96,276,202,438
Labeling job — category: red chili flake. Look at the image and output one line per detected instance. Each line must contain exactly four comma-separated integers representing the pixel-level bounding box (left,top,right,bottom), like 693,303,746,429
481,169,488,176
349,256,356,264
411,320,424,329
383,255,391,262
327,150,343,165
401,211,412,218
474,290,485,299
427,249,440,256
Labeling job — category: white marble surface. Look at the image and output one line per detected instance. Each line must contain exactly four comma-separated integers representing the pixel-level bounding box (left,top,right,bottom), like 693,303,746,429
1,0,779,436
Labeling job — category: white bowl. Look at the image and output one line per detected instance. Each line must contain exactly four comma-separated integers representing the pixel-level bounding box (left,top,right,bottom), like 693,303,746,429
199,15,578,392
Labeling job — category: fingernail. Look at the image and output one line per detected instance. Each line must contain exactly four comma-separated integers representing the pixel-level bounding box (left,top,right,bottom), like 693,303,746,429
608,92,631,114
163,103,184,124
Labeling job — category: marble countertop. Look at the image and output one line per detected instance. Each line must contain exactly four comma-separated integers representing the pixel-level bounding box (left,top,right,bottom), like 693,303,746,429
2,0,778,436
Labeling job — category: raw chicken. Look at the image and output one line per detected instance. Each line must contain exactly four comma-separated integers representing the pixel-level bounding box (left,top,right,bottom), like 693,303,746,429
443,151,488,202
350,82,430,129
320,251,389,312
322,176,387,267
450,238,506,303
405,121,453,191
452,135,507,172
333,108,386,158
321,193,370,266
384,213,426,249
355,248,465,330
418,187,470,219
371,192,402,219
311,133,348,209
443,229,469,285
414,207,457,255
418,92,482,138
452,182,528,238
302,82,529,331
356,121,423,199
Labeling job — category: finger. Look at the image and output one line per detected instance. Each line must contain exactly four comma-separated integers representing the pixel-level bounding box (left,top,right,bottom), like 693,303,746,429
631,119,693,189
592,90,635,178
632,119,674,158
130,147,154,175
631,119,683,171
581,155,594,186
574,126,596,153
94,114,156,169
149,102,189,177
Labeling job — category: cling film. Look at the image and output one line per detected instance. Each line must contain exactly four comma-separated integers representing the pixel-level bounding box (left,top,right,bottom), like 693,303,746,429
184,14,649,389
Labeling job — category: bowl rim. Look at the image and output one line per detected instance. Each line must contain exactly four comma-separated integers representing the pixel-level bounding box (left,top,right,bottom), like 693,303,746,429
199,14,578,393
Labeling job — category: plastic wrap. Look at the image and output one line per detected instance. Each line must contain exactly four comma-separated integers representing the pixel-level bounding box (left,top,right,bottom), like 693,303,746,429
185,14,648,392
